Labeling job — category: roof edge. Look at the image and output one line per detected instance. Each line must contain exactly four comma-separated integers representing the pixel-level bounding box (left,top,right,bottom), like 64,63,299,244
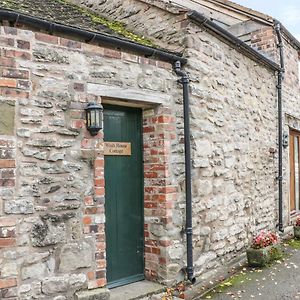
208,0,273,24
187,10,280,72
274,19,300,51
0,9,187,65
138,0,188,14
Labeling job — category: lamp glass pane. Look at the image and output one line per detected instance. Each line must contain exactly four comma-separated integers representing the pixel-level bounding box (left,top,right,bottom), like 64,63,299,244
87,110,91,127
96,110,100,127
91,110,96,126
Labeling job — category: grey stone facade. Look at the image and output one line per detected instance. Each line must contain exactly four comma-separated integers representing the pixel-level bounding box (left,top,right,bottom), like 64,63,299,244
1,0,299,299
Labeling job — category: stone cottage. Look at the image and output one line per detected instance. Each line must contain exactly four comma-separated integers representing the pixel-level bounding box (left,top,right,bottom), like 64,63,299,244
159,0,300,233
0,0,297,299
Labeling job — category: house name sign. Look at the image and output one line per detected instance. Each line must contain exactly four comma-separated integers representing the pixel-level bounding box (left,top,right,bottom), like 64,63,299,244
104,142,131,156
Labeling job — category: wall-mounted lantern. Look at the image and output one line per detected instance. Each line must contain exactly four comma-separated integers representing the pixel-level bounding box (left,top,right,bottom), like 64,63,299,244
85,102,103,136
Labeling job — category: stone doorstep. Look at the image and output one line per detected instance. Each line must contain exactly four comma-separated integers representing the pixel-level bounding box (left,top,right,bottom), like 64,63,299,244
75,281,165,300
74,252,247,300
75,288,110,300
109,281,165,300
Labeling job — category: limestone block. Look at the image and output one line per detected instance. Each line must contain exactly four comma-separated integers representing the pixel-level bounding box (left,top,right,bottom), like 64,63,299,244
193,158,210,168
19,284,31,294
31,221,66,247
205,211,219,223
197,180,212,196
150,224,167,237
17,128,31,138
42,274,86,295
54,296,67,300
21,262,49,280
1,262,18,277
195,140,212,156
194,252,217,268
48,152,65,162
211,228,228,242
59,241,93,272
20,108,43,117
33,48,70,64
168,245,184,260
4,198,34,214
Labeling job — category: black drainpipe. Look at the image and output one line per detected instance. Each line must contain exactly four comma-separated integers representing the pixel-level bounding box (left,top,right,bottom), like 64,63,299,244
274,21,285,233
174,61,196,284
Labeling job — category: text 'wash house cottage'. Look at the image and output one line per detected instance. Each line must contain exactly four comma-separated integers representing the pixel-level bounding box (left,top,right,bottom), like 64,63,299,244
0,0,299,299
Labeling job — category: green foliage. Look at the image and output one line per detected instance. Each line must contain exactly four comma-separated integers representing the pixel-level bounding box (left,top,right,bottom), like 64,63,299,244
201,271,253,299
268,245,283,261
288,238,300,249
56,0,155,46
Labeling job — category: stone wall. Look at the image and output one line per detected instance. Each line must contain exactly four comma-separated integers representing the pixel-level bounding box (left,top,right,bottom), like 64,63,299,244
182,24,278,278
282,38,300,222
0,6,284,298
0,25,177,299
250,24,300,223
66,0,299,288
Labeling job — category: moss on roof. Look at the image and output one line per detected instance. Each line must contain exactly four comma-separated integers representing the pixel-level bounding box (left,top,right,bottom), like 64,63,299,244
0,0,155,46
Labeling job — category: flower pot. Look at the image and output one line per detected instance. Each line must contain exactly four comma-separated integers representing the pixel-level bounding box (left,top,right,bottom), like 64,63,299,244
294,226,300,239
247,243,282,267
246,245,272,267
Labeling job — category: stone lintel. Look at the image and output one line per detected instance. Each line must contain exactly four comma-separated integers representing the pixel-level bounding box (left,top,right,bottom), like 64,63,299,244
87,83,170,106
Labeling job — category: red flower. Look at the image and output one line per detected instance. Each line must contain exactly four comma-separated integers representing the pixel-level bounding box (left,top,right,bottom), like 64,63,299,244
295,216,300,226
251,230,279,249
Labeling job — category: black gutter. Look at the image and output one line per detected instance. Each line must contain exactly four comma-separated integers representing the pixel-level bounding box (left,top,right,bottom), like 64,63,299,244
274,21,285,233
278,21,300,51
187,11,280,72
174,61,195,284
0,9,187,65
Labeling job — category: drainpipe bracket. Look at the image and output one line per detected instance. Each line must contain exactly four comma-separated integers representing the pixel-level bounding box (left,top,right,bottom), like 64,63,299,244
186,227,193,235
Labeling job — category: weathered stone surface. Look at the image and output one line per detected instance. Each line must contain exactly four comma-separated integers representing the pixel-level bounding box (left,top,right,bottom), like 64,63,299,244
21,262,49,280
54,296,67,300
48,119,65,127
26,139,56,147
33,48,70,64
74,288,110,300
31,221,66,247
52,202,81,211
56,128,79,136
22,148,48,160
20,108,43,117
4,199,34,214
48,152,65,161
41,213,76,222
168,245,184,260
17,128,31,138
42,274,87,295
59,241,93,272
1,262,18,277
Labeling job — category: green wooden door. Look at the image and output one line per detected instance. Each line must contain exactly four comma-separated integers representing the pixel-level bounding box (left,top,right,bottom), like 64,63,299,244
104,105,144,288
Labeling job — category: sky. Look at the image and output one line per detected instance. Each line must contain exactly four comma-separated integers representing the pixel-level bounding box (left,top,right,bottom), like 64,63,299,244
231,0,300,41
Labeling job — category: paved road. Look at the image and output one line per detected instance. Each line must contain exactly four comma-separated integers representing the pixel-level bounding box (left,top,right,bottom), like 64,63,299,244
200,243,300,300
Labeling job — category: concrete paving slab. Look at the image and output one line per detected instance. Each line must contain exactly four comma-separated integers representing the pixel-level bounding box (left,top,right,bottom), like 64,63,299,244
109,280,165,300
